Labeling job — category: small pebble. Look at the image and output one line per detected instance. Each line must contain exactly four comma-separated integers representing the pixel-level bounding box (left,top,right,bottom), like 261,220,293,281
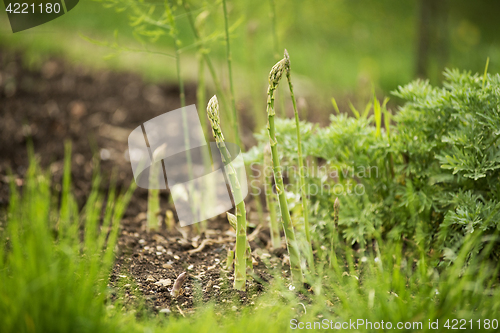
159,308,171,314
154,279,172,287
146,275,155,282
162,263,173,269
173,255,180,260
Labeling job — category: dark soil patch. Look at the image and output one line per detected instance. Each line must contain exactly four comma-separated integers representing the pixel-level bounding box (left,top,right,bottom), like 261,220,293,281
0,49,285,315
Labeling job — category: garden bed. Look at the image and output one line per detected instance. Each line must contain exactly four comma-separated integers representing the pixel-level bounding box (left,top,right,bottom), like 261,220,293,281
0,50,284,315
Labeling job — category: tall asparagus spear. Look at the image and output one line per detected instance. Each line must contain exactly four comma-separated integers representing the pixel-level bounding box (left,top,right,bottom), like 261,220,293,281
266,58,303,284
207,96,248,290
284,50,315,273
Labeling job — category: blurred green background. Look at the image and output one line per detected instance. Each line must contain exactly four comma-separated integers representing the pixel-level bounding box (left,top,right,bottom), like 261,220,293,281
1,0,499,118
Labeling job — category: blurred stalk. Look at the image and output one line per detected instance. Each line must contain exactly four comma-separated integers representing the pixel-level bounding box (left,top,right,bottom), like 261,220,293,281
147,162,161,230
166,3,197,231
183,2,231,128
330,198,341,274
222,0,241,147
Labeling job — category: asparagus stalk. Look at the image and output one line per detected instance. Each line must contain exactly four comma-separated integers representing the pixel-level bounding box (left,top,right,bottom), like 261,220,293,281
147,144,167,230
266,58,303,284
227,212,253,272
147,161,161,230
226,250,234,269
264,144,281,249
284,50,315,273
207,96,248,290
283,50,311,244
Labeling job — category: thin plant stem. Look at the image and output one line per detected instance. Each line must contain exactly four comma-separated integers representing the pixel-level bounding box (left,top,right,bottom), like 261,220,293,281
284,50,315,273
222,0,241,147
183,1,230,120
147,162,161,230
197,54,210,232
165,3,185,108
284,50,310,243
330,197,341,274
482,57,490,89
266,58,303,285
166,4,197,231
268,0,279,60
207,96,247,290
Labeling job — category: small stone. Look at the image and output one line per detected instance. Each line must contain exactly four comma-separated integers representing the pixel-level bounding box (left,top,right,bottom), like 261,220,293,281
159,308,171,314
69,100,87,119
100,149,111,161
231,306,238,311
173,255,180,260
139,239,146,245
187,264,194,270
146,275,155,282
205,280,214,293
162,263,173,269
154,279,172,287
